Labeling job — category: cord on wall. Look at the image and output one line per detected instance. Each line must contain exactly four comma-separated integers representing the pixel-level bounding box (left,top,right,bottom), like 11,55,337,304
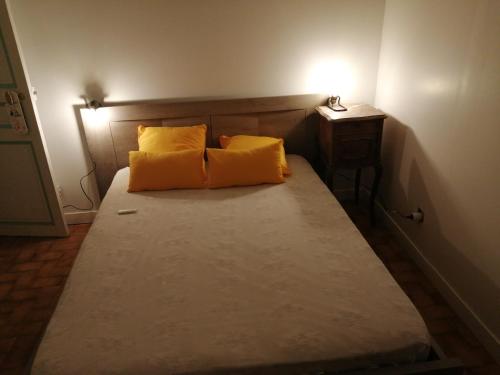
62,159,97,211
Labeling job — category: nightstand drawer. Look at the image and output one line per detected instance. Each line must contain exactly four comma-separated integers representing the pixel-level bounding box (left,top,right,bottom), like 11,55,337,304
334,120,380,135
334,134,379,168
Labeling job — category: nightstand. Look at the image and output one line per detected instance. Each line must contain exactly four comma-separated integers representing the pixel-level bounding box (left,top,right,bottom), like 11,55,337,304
316,104,386,224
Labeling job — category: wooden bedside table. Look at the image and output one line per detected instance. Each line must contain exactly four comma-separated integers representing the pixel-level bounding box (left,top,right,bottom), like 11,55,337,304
316,104,387,224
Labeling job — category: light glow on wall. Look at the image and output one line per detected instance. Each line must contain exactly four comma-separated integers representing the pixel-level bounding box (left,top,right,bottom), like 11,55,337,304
305,58,356,99
81,106,110,128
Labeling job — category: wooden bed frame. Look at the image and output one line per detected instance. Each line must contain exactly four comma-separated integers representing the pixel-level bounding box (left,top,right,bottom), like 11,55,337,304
80,94,463,374
81,94,327,199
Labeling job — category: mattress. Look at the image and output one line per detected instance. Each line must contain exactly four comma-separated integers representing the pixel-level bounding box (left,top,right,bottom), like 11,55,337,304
32,155,429,374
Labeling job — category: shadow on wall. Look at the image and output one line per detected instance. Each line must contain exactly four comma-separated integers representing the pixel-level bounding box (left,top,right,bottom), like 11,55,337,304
380,115,500,343
81,81,108,106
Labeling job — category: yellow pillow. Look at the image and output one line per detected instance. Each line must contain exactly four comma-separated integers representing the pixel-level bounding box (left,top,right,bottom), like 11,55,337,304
128,149,206,192
219,134,291,175
207,142,284,188
138,124,206,153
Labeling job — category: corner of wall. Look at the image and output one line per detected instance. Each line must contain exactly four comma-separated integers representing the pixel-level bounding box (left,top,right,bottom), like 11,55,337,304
373,0,389,107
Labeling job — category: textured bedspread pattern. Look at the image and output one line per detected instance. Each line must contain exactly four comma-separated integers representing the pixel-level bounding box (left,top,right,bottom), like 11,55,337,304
32,156,429,374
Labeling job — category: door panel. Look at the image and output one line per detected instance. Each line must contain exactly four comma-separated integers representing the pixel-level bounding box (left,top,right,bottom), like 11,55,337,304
0,25,15,88
0,0,67,236
0,19,14,129
0,142,52,223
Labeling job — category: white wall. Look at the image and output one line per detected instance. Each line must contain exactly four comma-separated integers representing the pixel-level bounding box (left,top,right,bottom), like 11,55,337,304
8,0,385,209
375,0,500,355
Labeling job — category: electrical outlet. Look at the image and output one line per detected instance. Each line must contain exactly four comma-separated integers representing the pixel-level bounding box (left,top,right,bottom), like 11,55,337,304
418,208,424,222
390,207,424,223
412,208,424,223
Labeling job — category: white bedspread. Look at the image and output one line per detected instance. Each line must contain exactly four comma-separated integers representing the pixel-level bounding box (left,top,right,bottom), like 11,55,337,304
32,155,429,374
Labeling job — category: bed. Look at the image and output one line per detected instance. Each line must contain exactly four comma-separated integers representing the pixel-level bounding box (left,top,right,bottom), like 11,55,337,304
31,95,462,374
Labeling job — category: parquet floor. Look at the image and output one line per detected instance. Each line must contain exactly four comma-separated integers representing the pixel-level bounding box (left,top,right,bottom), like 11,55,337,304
0,209,498,374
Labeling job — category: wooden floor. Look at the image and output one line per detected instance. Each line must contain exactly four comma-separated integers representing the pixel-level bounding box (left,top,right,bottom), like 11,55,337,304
0,209,498,374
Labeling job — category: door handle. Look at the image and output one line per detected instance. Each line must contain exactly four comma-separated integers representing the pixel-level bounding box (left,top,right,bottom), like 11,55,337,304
4,91,28,134
5,91,14,105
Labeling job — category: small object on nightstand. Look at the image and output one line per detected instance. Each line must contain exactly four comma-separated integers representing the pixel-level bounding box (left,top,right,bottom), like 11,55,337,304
327,95,347,112
316,104,387,225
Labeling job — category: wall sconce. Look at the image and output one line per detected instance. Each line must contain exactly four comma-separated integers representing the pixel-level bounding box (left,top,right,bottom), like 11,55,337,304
84,97,102,111
328,95,347,112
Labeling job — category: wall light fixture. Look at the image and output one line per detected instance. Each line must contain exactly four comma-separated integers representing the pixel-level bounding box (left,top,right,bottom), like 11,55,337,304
84,97,102,111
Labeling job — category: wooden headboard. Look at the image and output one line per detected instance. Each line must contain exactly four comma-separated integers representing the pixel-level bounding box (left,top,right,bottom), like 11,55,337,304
81,94,328,198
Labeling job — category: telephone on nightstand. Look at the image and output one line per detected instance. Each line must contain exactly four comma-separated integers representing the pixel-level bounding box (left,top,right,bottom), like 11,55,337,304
327,95,347,112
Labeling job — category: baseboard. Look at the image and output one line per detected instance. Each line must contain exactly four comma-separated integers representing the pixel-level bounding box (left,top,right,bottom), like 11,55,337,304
64,210,97,224
374,200,500,363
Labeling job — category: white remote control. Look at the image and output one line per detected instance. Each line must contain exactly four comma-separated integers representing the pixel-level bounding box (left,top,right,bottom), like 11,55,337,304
117,209,137,215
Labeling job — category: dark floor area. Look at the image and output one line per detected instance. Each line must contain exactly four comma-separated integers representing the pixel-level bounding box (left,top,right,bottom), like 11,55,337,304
340,199,498,374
